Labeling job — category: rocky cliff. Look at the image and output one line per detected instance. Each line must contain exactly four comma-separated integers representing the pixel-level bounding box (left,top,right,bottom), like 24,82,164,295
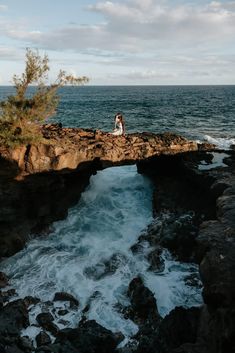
0,124,199,175
0,124,201,258
1,125,234,353
136,150,235,353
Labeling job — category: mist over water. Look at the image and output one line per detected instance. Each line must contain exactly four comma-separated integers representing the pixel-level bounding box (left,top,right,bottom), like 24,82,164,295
0,166,202,338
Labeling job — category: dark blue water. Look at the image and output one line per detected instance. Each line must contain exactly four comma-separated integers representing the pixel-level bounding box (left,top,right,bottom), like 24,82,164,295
1,85,235,147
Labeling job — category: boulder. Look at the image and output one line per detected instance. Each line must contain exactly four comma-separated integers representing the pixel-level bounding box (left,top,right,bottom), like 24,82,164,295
36,312,58,336
53,292,79,308
147,247,165,273
0,299,29,336
55,320,122,353
36,331,52,347
127,277,161,325
0,271,8,288
157,306,201,352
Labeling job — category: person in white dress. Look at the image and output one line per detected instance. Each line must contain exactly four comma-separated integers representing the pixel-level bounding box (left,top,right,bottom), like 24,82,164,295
112,113,125,136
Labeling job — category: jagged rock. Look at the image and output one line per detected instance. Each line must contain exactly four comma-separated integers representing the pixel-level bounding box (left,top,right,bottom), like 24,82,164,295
36,331,52,347
139,150,235,353
198,142,216,151
127,277,161,326
1,126,198,175
157,306,201,352
147,247,165,273
0,288,16,304
0,299,29,336
55,320,122,353
0,271,8,288
23,295,40,308
143,213,198,262
17,336,34,352
37,312,54,326
53,292,79,308
36,312,58,335
84,253,127,280
57,309,69,316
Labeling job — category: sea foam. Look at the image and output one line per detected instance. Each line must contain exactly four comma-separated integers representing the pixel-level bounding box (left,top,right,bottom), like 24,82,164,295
0,166,202,340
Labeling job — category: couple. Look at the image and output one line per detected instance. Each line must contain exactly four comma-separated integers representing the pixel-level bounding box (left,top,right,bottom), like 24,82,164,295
112,113,125,136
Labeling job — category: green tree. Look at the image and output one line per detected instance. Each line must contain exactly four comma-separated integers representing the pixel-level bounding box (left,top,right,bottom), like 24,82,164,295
0,49,89,146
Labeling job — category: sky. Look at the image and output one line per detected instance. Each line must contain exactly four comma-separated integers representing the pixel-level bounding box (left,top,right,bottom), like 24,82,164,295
0,0,235,85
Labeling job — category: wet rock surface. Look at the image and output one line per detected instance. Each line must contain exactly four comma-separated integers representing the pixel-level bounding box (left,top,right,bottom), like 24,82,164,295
127,276,161,325
0,126,199,259
137,149,235,353
53,292,79,308
0,128,234,352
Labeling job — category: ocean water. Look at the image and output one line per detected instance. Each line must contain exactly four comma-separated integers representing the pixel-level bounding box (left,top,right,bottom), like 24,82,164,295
0,166,202,342
0,85,235,148
0,85,231,344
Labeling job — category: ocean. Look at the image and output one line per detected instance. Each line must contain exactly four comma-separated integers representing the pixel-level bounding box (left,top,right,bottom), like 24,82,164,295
0,85,233,344
0,85,235,148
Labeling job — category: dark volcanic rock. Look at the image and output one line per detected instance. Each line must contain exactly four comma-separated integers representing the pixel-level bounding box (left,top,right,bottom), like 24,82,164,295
55,320,122,353
23,295,40,308
127,277,161,325
36,331,52,347
138,150,235,353
17,336,34,352
0,299,29,336
36,312,58,336
53,291,79,308
0,127,198,258
0,288,16,304
143,213,198,262
57,309,69,316
84,253,127,280
0,271,8,288
157,306,201,352
147,247,165,273
36,312,54,326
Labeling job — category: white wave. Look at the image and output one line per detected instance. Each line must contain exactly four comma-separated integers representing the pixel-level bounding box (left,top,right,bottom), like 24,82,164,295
0,165,202,342
204,135,235,150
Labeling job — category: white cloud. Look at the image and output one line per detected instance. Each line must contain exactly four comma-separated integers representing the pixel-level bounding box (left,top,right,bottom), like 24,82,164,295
0,4,7,11
0,0,235,84
5,1,235,54
0,47,23,61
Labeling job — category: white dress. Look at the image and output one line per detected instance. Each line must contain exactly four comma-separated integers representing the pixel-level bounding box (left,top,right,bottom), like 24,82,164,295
112,121,123,136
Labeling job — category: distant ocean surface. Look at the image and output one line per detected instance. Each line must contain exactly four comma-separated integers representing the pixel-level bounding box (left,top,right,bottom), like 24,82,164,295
1,85,235,148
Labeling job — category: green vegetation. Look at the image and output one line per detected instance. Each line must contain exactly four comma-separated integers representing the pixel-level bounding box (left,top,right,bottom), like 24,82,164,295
0,49,89,147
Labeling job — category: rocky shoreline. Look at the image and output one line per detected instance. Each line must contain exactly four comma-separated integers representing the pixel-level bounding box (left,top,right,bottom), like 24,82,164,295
0,125,234,352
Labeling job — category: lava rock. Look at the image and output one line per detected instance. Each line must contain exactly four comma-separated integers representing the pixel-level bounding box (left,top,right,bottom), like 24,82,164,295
0,299,29,336
36,312,58,336
36,312,54,326
0,271,8,288
147,247,165,273
36,331,52,347
55,319,122,353
127,277,161,325
23,296,40,308
0,288,16,303
17,336,34,352
53,292,79,308
84,253,127,280
57,309,69,316
157,306,201,352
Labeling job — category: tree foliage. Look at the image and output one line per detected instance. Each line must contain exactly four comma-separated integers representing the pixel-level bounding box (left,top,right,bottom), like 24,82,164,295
0,49,89,146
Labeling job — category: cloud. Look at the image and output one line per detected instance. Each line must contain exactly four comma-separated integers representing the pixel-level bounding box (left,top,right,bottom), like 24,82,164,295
1,0,235,84
5,0,235,55
121,69,178,80
0,47,23,61
0,4,7,11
